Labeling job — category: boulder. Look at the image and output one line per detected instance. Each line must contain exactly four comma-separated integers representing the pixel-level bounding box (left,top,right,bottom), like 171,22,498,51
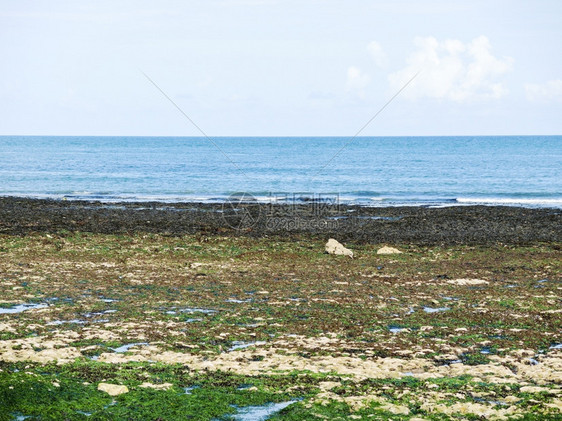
377,246,402,255
97,383,129,396
325,239,353,258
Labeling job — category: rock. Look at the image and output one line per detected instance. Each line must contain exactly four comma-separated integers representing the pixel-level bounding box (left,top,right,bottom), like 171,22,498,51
318,381,341,391
139,382,173,390
325,239,353,258
97,383,129,396
190,262,205,269
447,278,489,286
382,403,410,415
377,246,402,255
519,386,549,394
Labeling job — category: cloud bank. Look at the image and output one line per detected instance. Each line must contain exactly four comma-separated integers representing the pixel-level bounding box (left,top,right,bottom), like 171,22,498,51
389,36,513,102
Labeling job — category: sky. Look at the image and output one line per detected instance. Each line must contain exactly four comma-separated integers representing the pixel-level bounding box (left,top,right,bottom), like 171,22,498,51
0,0,561,136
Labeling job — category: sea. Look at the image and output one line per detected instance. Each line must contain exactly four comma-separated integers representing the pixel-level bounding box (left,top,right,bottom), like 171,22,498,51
0,135,560,208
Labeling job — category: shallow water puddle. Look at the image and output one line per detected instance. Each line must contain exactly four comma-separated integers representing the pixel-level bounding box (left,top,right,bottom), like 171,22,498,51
47,319,87,325
0,303,48,314
225,298,252,303
184,385,200,394
111,342,149,353
388,325,406,334
423,306,450,313
84,310,117,318
93,319,110,324
229,400,298,421
167,307,217,315
474,397,508,406
180,307,217,314
228,341,266,352
550,343,562,350
103,400,117,409
357,215,402,221
242,323,262,328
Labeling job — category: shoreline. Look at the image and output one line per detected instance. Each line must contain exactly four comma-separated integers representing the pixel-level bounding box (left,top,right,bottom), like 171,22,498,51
2,193,562,209
0,196,560,245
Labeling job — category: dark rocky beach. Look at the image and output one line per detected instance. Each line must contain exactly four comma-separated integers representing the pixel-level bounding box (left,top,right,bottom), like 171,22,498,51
0,196,560,245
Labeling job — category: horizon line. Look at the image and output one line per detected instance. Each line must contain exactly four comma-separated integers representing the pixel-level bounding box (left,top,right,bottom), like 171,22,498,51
0,134,561,138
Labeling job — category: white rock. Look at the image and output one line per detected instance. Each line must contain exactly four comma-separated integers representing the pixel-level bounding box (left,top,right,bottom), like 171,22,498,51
325,239,353,258
447,278,489,286
377,246,402,255
97,383,129,396
139,382,173,390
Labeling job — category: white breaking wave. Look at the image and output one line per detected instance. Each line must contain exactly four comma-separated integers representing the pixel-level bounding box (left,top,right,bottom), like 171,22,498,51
3,192,562,208
456,197,562,207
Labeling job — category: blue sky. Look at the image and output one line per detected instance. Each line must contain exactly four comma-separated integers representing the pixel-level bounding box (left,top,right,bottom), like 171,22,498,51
1,0,561,136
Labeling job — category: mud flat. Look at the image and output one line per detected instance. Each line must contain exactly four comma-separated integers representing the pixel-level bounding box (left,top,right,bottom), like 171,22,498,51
0,198,561,419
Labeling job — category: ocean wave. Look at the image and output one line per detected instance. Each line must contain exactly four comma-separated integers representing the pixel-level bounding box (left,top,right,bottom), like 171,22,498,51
456,197,562,207
2,192,562,209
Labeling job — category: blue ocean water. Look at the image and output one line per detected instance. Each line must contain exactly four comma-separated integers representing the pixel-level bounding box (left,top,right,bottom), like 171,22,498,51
0,136,560,207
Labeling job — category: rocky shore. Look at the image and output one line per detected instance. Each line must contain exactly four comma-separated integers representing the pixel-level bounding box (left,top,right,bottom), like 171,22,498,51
0,197,560,245
1,196,561,419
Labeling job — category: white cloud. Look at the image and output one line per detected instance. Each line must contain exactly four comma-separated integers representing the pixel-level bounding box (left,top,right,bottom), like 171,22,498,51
389,35,513,102
346,66,370,98
367,41,388,68
525,79,562,102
